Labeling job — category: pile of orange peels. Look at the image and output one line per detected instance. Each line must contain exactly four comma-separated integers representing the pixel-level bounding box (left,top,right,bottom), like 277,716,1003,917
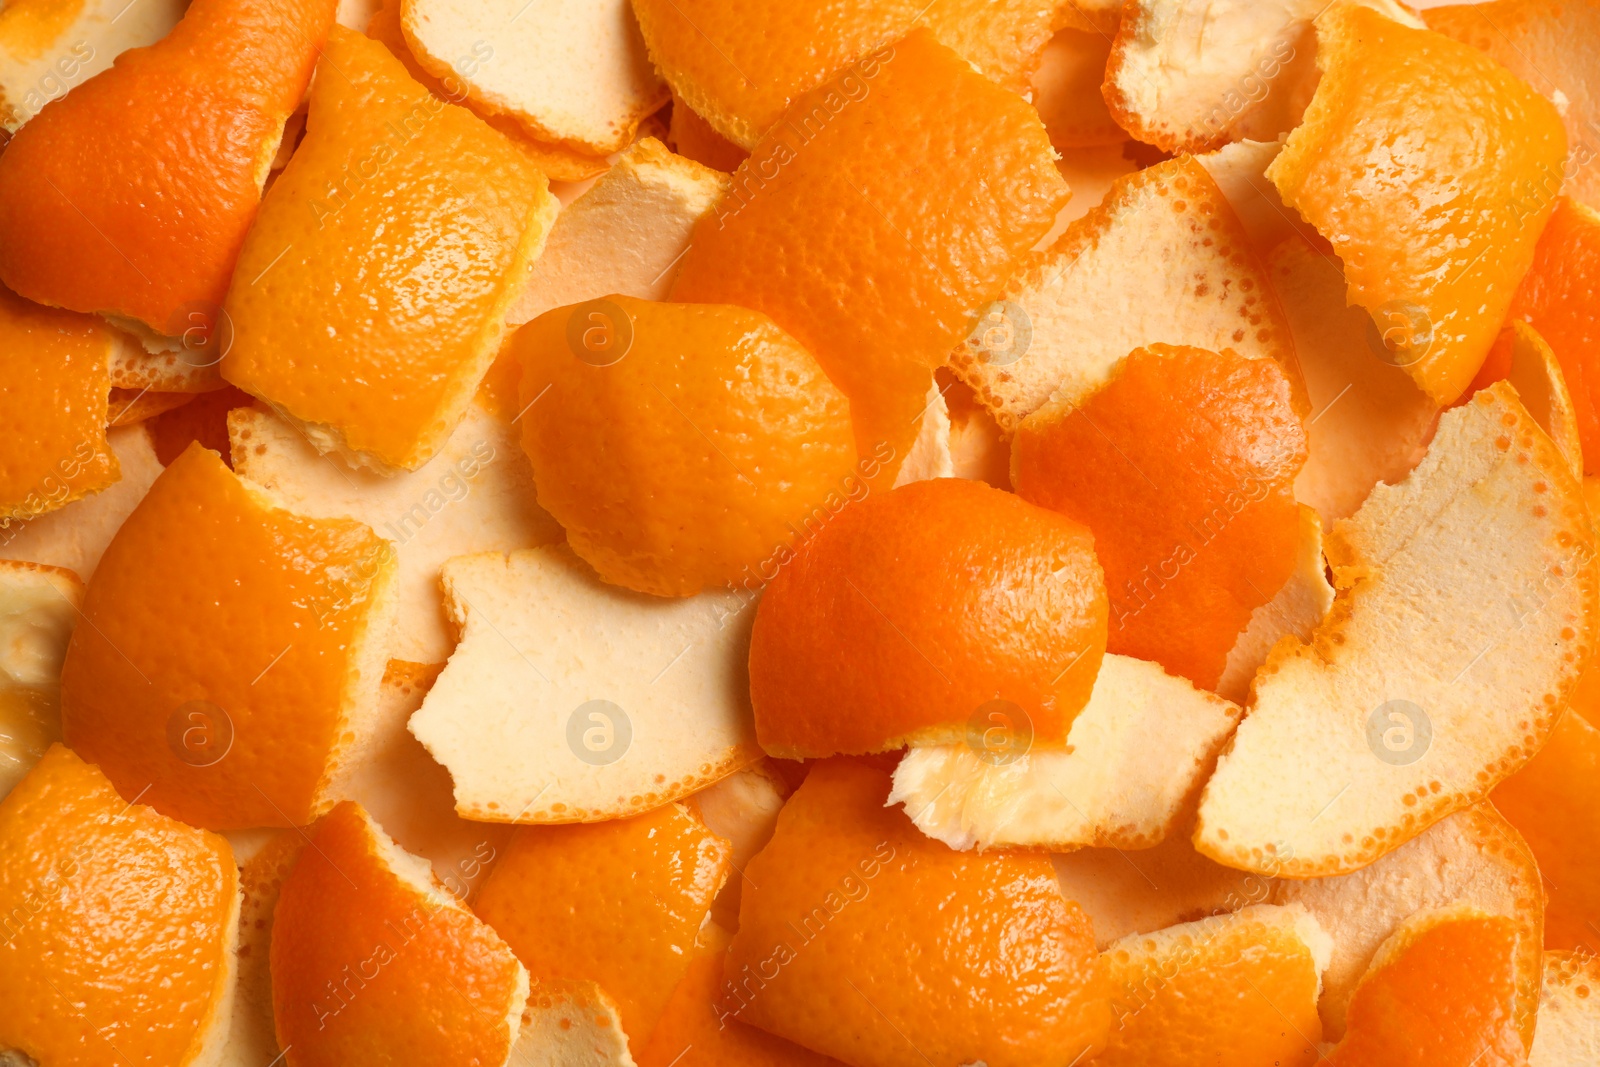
0,0,1598,1064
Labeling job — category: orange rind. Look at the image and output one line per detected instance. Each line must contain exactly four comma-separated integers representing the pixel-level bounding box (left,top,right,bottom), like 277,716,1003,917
1215,505,1334,704
508,138,729,327
0,0,338,333
1429,0,1600,210
1492,707,1600,957
1105,0,1424,154
1506,196,1600,473
145,384,255,466
954,156,1297,432
226,829,305,1067
888,654,1242,851
685,760,790,929
1268,233,1440,523
270,801,529,1066
671,28,1069,479
748,477,1107,757
667,93,747,173
1195,383,1598,877
406,545,763,823
230,399,561,664
0,744,238,1067
0,560,80,800
400,0,667,156
638,924,845,1067
1529,950,1600,1064
365,0,610,182
1466,321,1584,478
726,759,1110,1067
1033,28,1124,150
472,801,730,1049
1013,343,1308,689
1098,903,1329,1067
59,442,399,830
1324,906,1525,1066
0,0,186,133
0,285,117,523
1267,2,1568,406
0,424,161,580
1273,804,1545,1046
222,26,559,473
516,297,858,597
632,0,1059,150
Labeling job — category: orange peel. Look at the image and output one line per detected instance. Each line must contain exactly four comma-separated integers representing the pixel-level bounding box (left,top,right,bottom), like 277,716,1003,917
748,477,1107,757
726,759,1109,1067
59,442,399,830
1267,2,1568,406
671,28,1068,479
222,26,559,473
0,744,238,1067
0,0,338,333
1195,383,1598,877
270,801,529,1066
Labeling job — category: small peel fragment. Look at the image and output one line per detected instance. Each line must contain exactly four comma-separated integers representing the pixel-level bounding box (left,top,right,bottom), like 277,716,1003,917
408,544,762,823
890,654,1242,852
952,155,1295,431
507,137,728,327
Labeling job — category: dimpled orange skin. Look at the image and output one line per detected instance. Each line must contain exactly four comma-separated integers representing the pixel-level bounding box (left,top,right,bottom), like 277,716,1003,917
638,925,847,1067
1267,4,1567,407
725,760,1109,1067
1097,912,1323,1067
516,297,859,597
0,745,237,1067
58,443,395,830
1492,708,1600,953
271,802,526,1067
749,477,1106,757
222,26,557,472
1326,911,1524,1067
0,0,336,333
0,285,117,521
632,0,1058,149
1507,198,1600,473
473,803,731,1049
1012,344,1307,690
670,29,1069,480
